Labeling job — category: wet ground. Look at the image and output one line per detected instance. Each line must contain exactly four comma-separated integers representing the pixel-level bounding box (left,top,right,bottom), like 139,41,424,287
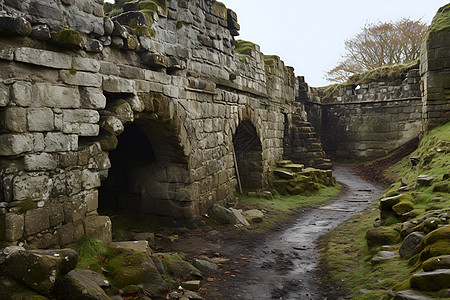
165,165,385,299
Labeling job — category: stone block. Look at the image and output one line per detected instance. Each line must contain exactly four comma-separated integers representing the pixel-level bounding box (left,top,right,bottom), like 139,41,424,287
73,220,84,241
34,83,81,108
11,81,32,107
99,115,124,135
66,169,82,196
80,87,106,109
30,24,51,40
4,213,24,242
24,208,50,236
45,132,78,152
0,134,33,156
109,100,134,123
49,203,65,227
1,107,27,132
84,215,112,245
103,76,135,93
0,82,9,107
24,153,58,171
59,152,78,168
58,222,75,246
0,16,32,36
72,57,100,73
14,47,72,69
13,173,51,201
62,109,100,123
0,48,14,61
85,190,99,213
27,108,54,131
141,53,169,69
59,70,102,87
82,169,101,190
64,198,86,223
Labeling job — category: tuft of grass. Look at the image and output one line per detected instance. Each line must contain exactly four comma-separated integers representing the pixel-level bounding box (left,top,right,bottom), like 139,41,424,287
75,237,107,258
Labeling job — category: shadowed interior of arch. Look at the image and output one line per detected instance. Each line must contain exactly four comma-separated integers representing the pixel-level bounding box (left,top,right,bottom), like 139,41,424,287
233,121,264,189
98,119,191,219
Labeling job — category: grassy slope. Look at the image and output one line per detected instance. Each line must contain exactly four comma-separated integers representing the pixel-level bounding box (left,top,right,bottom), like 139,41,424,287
321,122,450,299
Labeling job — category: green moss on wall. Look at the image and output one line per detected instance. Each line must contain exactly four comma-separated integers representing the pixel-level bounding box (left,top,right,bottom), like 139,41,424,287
429,3,450,34
51,29,85,49
235,40,257,55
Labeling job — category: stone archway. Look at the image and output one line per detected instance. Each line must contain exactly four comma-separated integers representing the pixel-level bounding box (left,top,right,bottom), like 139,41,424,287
97,92,194,219
233,120,263,189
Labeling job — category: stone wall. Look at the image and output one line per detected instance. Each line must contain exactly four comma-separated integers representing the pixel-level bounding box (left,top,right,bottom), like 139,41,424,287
0,0,324,248
420,5,450,130
306,69,423,160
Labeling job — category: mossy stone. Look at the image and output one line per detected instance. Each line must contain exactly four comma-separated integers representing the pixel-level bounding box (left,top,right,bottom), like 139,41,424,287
51,29,85,49
163,255,202,280
379,194,414,211
392,200,414,216
176,21,183,30
419,240,450,262
19,198,37,214
423,226,450,246
365,227,401,247
410,269,450,291
422,255,450,271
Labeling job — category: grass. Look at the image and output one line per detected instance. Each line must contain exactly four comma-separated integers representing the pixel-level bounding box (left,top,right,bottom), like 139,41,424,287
429,3,450,34
321,122,450,299
235,40,257,55
347,60,419,85
99,210,158,241
236,184,341,232
321,208,411,299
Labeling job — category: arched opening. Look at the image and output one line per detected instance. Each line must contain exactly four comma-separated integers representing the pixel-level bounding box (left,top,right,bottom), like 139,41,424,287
233,121,263,189
98,116,191,219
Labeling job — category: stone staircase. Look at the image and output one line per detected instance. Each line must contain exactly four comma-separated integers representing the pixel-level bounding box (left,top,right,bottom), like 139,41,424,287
284,114,332,170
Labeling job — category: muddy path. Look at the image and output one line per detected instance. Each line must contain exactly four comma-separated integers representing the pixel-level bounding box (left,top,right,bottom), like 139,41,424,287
164,165,385,299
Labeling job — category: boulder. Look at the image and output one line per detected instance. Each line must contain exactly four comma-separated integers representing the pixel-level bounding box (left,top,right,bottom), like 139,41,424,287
210,204,238,224
192,259,219,273
399,232,424,258
243,209,264,218
182,280,201,291
422,255,450,271
380,194,414,211
423,217,442,231
54,269,110,300
5,250,61,294
365,227,401,247
165,259,202,280
410,269,450,291
371,251,399,266
393,290,432,300
393,201,414,216
30,249,78,274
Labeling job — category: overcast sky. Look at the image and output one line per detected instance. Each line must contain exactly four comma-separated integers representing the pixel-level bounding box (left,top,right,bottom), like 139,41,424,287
223,0,448,87
106,0,448,86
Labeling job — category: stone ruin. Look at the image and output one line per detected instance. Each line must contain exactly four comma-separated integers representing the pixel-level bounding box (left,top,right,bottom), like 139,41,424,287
0,0,448,249
0,0,331,248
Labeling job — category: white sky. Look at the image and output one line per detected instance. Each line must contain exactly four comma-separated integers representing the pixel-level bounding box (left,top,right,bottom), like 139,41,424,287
106,0,448,86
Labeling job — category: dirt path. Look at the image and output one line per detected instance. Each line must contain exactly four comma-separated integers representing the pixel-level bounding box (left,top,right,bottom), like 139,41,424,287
165,165,385,299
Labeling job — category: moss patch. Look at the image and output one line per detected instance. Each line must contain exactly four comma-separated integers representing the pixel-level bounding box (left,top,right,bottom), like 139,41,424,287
235,40,257,55
429,3,450,34
18,198,37,214
365,226,401,247
51,29,85,49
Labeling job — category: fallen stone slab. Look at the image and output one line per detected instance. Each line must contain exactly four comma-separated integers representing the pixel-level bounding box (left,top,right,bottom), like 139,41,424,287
210,204,238,224
371,251,400,266
410,269,450,291
111,240,152,255
54,269,111,300
182,280,201,291
393,289,433,300
229,208,250,226
274,169,295,179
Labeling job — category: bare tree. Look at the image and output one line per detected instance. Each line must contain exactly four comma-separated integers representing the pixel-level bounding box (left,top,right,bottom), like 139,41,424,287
325,18,428,83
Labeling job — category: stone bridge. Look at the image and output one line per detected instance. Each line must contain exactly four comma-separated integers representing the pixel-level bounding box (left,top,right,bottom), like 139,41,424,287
0,0,448,248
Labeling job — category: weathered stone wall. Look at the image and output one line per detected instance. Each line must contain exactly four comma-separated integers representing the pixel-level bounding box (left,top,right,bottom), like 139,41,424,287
306,70,423,160
420,10,450,130
0,0,310,248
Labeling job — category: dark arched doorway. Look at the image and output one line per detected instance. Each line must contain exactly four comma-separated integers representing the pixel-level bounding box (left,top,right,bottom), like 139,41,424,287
98,116,191,218
233,121,263,189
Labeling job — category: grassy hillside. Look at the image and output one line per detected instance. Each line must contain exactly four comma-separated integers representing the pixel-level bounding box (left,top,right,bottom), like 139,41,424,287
322,122,450,299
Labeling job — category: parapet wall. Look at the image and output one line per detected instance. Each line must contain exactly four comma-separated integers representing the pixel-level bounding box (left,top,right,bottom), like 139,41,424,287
310,70,423,160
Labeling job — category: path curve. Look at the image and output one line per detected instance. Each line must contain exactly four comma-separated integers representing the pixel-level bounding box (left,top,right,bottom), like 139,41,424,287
221,164,385,299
